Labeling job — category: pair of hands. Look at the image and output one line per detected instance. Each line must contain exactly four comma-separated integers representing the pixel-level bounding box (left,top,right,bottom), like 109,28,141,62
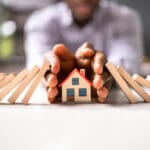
44,43,112,103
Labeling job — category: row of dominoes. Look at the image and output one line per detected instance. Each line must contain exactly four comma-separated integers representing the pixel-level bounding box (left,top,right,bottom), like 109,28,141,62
105,62,150,103
0,61,149,104
0,61,50,104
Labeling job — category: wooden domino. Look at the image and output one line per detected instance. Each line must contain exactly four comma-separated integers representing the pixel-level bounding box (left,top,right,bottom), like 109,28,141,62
0,73,6,81
9,66,40,104
22,61,50,104
0,69,28,100
146,75,150,82
117,66,150,102
0,73,16,89
133,74,150,88
105,62,137,103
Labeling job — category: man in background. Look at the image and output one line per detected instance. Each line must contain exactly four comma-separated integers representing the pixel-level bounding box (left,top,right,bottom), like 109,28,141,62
24,0,144,102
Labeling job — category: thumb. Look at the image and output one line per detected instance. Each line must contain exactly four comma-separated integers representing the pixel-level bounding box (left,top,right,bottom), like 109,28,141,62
45,51,60,74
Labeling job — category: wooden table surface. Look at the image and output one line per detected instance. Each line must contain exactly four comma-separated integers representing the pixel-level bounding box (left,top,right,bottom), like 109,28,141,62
0,86,150,150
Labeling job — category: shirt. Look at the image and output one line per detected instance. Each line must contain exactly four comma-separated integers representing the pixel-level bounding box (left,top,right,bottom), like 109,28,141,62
24,1,144,74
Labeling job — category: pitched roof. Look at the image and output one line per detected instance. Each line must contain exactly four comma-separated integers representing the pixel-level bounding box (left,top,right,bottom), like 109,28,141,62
59,68,93,87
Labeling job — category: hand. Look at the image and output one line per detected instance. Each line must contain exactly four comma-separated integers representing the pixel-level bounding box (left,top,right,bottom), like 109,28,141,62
44,44,75,103
75,42,112,103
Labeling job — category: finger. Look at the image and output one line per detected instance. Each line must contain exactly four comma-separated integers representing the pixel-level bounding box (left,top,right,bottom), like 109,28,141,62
45,52,60,74
47,87,58,98
93,69,112,90
47,73,58,88
53,44,74,60
96,75,113,103
92,52,106,74
93,74,104,90
76,48,95,59
76,58,91,69
48,97,55,103
78,42,94,50
97,87,108,103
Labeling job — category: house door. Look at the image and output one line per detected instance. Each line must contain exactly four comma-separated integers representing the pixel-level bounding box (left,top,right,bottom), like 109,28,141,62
67,88,74,101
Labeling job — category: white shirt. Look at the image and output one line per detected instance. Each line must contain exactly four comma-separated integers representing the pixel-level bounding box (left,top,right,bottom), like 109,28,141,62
24,1,144,74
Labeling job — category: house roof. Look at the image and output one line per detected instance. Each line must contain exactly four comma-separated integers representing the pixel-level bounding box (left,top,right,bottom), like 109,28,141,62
59,68,93,87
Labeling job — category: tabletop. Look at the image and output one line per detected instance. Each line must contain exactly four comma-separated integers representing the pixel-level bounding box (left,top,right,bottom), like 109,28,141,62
0,86,150,150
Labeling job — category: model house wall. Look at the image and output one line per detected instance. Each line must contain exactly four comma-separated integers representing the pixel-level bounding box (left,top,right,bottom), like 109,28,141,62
61,69,91,102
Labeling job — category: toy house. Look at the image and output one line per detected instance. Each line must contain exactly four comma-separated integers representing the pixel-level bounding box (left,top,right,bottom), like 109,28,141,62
59,68,92,102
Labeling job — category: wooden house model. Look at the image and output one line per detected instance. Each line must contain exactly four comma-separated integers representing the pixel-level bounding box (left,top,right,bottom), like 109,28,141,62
59,68,92,102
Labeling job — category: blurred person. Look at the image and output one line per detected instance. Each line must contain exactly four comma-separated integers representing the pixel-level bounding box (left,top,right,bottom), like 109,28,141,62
24,0,144,102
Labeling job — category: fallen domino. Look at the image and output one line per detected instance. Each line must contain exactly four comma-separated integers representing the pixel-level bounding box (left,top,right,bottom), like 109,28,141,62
0,61,149,104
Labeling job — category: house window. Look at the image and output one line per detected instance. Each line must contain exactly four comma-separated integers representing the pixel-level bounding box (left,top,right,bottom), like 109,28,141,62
72,78,79,85
67,88,74,96
79,88,87,96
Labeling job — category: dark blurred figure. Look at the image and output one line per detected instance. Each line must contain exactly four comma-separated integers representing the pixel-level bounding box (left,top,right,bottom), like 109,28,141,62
24,0,143,75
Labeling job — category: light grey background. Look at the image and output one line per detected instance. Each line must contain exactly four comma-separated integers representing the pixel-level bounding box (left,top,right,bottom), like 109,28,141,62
118,0,150,56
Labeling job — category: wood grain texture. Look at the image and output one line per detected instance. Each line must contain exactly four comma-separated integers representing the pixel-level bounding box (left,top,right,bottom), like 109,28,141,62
0,73,6,81
133,74,150,88
0,69,28,100
105,62,137,103
22,61,50,104
117,66,150,102
9,66,40,104
0,73,16,89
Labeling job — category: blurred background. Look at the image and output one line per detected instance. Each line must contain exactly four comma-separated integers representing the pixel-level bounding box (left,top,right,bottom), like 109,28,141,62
0,0,149,74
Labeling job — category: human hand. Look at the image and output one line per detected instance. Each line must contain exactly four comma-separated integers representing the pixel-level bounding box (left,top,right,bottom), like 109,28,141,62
44,43,112,103
75,42,112,103
44,44,75,103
